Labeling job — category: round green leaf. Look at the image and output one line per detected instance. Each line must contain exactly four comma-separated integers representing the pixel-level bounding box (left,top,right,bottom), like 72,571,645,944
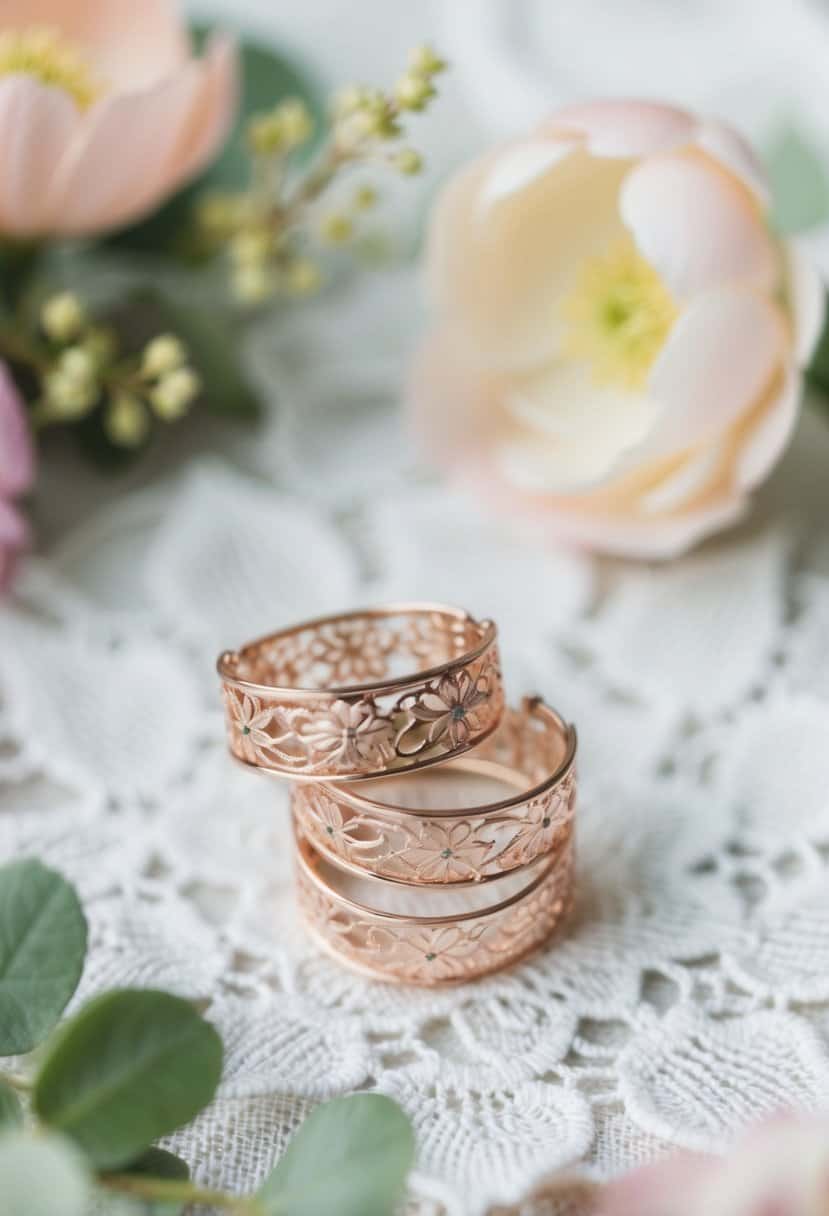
258,1093,415,1216
0,858,88,1054
33,989,223,1170
0,1079,22,1128
0,1131,91,1216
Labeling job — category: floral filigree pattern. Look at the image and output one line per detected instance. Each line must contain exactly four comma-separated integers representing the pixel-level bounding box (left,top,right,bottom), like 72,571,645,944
298,699,393,769
295,831,575,985
219,611,504,777
292,704,576,880
396,668,493,756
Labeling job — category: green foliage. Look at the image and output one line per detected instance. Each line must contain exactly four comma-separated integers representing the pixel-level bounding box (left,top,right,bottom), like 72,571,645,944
33,989,223,1170
0,1079,22,1128
0,857,415,1213
259,1093,415,1216
0,858,87,1055
0,1131,92,1216
107,33,323,259
767,122,829,234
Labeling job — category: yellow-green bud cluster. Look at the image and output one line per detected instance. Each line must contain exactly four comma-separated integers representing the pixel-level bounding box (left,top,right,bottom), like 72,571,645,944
140,334,200,421
395,44,446,112
246,97,315,156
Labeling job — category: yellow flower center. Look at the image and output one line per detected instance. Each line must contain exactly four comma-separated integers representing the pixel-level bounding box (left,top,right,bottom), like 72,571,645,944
562,238,677,390
0,27,101,110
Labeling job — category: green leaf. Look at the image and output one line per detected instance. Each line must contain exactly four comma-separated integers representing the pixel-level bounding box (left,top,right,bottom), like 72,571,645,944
0,858,88,1055
33,989,223,1170
111,1147,191,1216
766,123,829,234
0,1131,91,1216
0,1080,22,1128
258,1094,415,1216
807,289,829,397
107,31,323,258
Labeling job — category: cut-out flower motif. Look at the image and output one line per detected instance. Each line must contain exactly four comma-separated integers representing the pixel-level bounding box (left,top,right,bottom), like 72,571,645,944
226,691,282,764
397,668,491,756
402,820,491,882
300,699,393,771
307,622,394,685
398,924,484,982
300,787,386,855
502,790,570,867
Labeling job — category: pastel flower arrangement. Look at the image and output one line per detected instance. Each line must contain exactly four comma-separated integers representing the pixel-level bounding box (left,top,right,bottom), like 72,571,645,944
413,100,826,559
0,0,444,591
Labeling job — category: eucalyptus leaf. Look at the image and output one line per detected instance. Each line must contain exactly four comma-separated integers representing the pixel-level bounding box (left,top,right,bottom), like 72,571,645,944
0,1079,22,1128
0,858,88,1055
0,1130,92,1216
107,32,322,258
259,1094,415,1216
766,123,829,234
109,1146,191,1216
33,988,223,1170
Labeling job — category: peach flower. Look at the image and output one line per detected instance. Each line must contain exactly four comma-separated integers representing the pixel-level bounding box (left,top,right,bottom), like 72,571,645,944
598,1114,829,1216
0,0,236,237
0,360,34,591
412,100,825,559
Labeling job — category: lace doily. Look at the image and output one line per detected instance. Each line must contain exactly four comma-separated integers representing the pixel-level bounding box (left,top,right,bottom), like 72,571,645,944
4,268,829,1214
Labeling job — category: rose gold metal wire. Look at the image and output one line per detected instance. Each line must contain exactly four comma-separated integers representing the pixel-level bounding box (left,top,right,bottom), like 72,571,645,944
217,603,504,782
291,697,577,885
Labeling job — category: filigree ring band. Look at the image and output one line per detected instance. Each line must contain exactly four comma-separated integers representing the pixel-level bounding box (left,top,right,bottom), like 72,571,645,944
291,697,576,883
293,822,575,986
218,603,504,782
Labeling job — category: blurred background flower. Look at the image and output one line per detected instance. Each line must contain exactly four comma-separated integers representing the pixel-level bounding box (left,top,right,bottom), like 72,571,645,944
411,100,824,558
0,0,235,237
0,360,34,589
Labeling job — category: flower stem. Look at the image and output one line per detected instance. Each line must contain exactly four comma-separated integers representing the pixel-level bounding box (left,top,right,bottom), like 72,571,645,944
99,1173,263,1213
1,1071,32,1093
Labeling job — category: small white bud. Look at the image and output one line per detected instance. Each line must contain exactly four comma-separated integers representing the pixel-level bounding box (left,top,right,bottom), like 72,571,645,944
41,292,85,342
149,367,201,420
141,334,187,379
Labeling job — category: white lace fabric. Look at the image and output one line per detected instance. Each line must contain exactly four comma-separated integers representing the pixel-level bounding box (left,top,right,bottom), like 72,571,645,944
4,270,829,1214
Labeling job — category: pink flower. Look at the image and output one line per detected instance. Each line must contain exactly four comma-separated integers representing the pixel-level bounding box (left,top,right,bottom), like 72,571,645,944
597,1114,829,1216
0,361,34,591
0,0,236,237
412,100,825,559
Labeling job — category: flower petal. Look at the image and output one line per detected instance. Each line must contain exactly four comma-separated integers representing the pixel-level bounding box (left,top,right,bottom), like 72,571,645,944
643,288,786,460
7,0,189,89
544,99,696,158
0,77,81,236
620,151,777,299
161,33,237,187
47,62,205,235
542,495,747,561
501,359,660,491
785,240,825,366
427,145,630,371
736,367,801,492
693,119,770,205
0,360,34,499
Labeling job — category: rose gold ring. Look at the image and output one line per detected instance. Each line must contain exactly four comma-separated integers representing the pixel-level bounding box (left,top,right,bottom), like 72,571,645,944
291,697,576,884
217,603,504,782
293,821,575,986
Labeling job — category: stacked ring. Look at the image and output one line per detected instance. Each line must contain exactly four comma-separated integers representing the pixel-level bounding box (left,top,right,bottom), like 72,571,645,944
218,603,577,985
218,604,504,781
291,698,576,883
294,823,575,986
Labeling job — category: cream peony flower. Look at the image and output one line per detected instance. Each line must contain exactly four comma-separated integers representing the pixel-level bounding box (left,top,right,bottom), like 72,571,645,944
412,100,825,559
0,0,236,237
